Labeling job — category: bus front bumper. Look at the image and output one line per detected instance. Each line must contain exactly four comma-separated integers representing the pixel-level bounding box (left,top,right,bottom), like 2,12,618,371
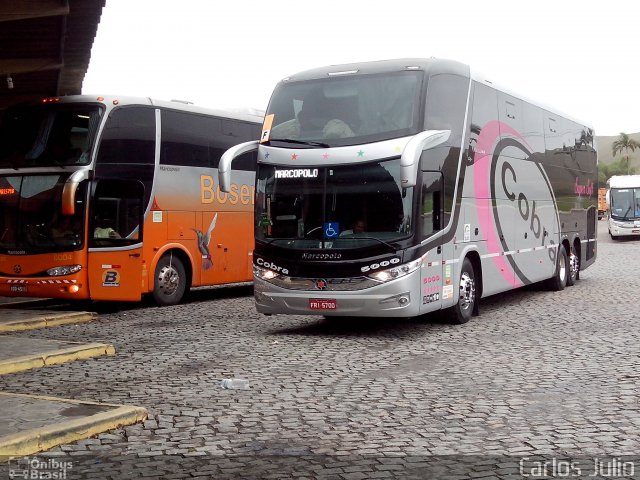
0,276,88,300
253,275,422,318
609,221,640,238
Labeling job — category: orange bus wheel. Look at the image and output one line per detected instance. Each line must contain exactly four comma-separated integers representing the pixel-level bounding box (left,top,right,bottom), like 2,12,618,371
153,254,187,306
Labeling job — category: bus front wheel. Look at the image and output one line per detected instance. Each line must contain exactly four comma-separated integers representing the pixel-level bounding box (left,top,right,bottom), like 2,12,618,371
153,254,187,306
446,257,476,325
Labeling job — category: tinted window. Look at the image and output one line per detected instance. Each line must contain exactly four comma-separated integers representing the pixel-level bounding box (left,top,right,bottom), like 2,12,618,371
0,174,87,253
160,110,221,167
522,102,545,158
216,120,260,171
0,105,102,168
421,171,443,239
267,71,422,147
90,179,144,247
96,107,155,165
425,74,469,147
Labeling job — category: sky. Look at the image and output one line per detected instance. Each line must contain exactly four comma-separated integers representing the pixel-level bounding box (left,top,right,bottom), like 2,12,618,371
83,0,640,137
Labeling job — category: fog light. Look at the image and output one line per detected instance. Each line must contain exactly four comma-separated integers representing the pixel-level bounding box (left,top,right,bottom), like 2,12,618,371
379,292,410,305
68,284,80,294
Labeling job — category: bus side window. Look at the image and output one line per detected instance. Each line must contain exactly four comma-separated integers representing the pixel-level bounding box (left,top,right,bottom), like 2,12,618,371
90,179,144,246
421,171,443,239
220,120,261,171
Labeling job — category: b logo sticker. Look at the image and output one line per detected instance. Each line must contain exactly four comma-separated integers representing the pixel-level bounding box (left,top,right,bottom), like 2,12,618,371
102,270,120,287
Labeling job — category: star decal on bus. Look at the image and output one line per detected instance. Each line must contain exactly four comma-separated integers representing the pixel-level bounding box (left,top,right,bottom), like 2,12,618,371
357,150,364,157
323,153,330,160
291,153,298,160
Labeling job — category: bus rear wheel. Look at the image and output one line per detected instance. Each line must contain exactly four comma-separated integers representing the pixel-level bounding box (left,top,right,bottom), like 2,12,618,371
566,244,579,286
153,254,187,306
446,257,476,325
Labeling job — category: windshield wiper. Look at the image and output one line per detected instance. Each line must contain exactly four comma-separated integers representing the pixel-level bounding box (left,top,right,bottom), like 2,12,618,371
340,236,397,252
267,138,330,148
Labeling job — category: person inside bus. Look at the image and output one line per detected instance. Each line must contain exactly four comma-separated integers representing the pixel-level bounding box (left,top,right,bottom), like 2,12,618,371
45,131,80,165
51,215,80,242
340,218,366,236
297,89,356,139
94,225,120,239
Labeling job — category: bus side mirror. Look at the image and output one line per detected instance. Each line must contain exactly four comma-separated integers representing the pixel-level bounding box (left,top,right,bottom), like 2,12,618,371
400,130,450,188
218,140,259,193
61,169,90,215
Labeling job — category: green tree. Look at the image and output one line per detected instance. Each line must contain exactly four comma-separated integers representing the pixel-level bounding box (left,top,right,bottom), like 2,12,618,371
599,158,637,185
611,132,640,175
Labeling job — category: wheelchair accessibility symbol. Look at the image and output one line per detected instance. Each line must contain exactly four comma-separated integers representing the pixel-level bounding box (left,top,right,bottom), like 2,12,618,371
324,222,339,238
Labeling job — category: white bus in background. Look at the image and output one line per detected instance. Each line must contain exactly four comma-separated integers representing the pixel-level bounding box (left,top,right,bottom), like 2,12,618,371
220,58,598,324
607,175,640,239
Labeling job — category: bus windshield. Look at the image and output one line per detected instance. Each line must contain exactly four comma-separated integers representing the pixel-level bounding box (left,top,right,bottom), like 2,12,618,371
0,174,86,253
0,104,103,168
266,71,422,147
255,159,413,249
610,188,640,220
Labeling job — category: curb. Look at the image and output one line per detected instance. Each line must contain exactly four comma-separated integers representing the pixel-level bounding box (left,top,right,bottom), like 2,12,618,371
0,393,147,458
0,312,97,333
0,343,116,375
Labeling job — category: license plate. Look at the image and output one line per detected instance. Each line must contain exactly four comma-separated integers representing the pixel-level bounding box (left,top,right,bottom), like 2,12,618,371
309,298,337,310
633,229,640,234
10,285,28,293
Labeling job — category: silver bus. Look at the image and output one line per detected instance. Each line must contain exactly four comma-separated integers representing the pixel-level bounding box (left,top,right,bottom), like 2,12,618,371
220,58,597,324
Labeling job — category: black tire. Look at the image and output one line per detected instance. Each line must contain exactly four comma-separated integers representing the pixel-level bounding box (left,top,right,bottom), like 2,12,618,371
152,254,187,306
566,244,579,286
545,244,568,291
446,257,476,325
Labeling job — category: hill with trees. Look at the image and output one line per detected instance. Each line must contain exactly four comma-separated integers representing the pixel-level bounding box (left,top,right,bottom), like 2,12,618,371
595,132,640,184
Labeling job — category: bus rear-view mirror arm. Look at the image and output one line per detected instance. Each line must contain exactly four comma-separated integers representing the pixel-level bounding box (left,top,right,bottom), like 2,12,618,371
61,169,91,215
400,130,451,188
219,140,259,193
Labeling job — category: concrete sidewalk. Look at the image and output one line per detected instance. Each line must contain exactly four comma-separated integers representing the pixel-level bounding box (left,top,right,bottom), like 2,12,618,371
0,308,97,333
0,392,147,459
0,297,147,460
0,336,115,374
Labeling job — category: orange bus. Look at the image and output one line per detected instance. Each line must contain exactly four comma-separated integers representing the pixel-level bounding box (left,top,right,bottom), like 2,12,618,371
0,95,262,305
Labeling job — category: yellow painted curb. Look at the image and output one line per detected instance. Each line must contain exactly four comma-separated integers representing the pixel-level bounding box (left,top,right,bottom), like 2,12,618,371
0,343,115,375
0,312,97,333
0,400,147,457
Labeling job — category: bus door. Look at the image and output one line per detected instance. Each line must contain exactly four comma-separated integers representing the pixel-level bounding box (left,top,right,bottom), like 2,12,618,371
87,179,144,301
420,171,445,314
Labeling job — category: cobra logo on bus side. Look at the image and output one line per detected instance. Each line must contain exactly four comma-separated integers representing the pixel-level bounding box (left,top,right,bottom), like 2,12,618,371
473,121,559,286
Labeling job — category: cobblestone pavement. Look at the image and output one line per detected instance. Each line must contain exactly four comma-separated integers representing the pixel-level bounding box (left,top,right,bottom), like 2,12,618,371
2,221,640,479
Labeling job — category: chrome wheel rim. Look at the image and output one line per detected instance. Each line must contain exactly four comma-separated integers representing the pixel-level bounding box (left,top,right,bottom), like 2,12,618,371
569,252,579,277
559,254,567,282
459,272,475,311
157,265,179,296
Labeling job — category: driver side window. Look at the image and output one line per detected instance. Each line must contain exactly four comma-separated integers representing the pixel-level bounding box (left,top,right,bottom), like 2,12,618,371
421,171,443,239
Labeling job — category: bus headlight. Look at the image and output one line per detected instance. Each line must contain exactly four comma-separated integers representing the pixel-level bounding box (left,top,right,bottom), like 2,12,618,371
46,265,82,276
367,258,422,283
254,264,279,281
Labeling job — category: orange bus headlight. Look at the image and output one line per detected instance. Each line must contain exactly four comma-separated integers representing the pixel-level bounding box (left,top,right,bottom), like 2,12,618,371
46,265,82,276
